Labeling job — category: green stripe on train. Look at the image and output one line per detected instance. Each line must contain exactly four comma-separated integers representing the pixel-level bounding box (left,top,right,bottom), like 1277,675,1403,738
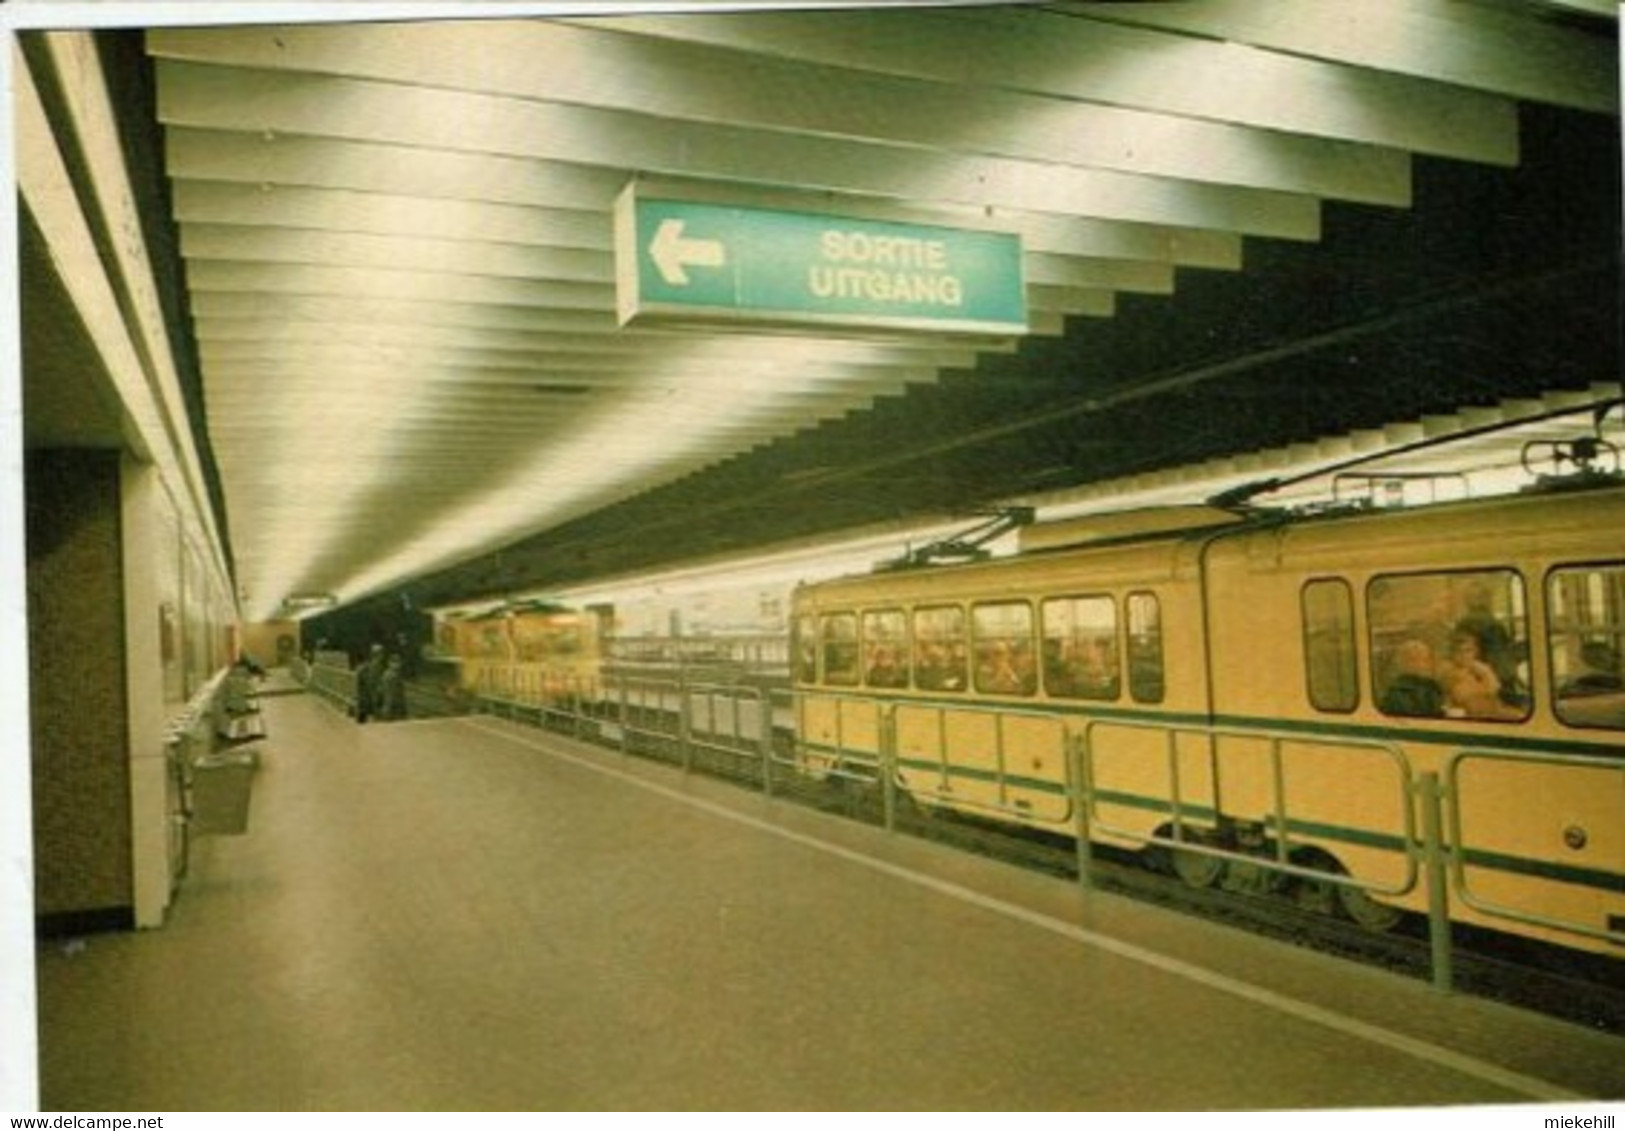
797,690,1620,759
798,739,1620,896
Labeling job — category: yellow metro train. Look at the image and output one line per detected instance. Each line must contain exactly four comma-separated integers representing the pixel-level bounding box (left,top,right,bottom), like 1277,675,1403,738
791,474,1625,958
437,604,606,704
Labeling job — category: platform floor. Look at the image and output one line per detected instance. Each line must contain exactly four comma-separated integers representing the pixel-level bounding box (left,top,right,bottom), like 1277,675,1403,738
34,691,1625,1111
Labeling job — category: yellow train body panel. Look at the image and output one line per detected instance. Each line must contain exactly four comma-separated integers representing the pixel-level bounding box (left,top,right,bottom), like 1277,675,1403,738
791,485,1625,958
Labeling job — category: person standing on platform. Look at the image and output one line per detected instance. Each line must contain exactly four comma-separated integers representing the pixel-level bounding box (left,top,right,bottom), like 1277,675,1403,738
355,643,386,723
378,655,407,721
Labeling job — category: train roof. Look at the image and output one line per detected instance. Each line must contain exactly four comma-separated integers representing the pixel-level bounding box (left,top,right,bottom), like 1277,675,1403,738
1019,465,1625,554
1016,504,1252,554
793,471,1625,599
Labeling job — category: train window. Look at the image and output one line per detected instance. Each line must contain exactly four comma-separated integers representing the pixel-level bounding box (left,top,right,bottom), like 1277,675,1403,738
793,614,818,684
1548,565,1625,731
861,609,911,689
1041,596,1120,700
1302,579,1358,712
1368,570,1530,722
819,612,860,687
914,605,968,692
973,601,1037,696
1126,592,1165,703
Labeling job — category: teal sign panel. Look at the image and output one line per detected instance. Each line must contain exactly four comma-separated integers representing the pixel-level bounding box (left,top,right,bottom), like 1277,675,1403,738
615,188,1027,334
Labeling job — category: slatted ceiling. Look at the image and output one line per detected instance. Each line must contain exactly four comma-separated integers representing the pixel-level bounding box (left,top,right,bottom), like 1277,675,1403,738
164,129,1243,272
564,6,1518,163
196,356,949,389
198,347,966,385
151,19,1412,206
185,287,1050,343
172,181,612,249
1062,0,1620,114
179,227,619,285
131,6,1617,620
152,58,1319,239
155,71,1306,243
1030,287,1116,319
195,334,983,371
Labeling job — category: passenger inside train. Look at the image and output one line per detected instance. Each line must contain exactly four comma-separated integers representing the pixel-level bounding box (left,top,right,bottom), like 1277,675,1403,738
1377,638,1447,718
1438,628,1513,719
1043,636,1120,700
1565,640,1623,694
864,643,908,689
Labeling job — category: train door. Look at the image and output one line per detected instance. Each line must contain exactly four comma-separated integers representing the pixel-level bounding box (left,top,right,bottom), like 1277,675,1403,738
793,609,883,781
1444,562,1625,951
1068,588,1221,857
891,600,1071,827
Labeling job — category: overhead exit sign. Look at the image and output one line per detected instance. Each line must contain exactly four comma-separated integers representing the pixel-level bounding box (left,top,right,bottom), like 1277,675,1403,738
615,187,1027,335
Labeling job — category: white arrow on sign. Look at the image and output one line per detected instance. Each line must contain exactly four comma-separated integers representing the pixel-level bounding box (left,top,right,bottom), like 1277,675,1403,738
649,218,727,286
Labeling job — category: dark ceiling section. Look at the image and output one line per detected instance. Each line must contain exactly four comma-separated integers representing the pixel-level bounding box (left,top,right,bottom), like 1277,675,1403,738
98,31,235,573
18,209,125,451
405,100,1620,608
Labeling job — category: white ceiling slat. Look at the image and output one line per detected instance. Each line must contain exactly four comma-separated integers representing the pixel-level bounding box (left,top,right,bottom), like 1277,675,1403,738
199,358,942,391
164,125,1247,270
207,361,975,393
1024,254,1172,294
185,280,1094,341
558,8,1518,165
186,266,621,313
204,388,928,416
195,262,619,312
1061,0,1618,115
194,334,979,370
1025,286,1115,319
187,291,618,332
187,315,985,367
180,224,616,284
196,343,944,377
171,179,613,250
208,407,855,437
148,21,1412,206
170,174,1240,270
165,127,631,212
182,255,1099,325
190,286,1061,347
181,222,1154,300
153,59,1322,240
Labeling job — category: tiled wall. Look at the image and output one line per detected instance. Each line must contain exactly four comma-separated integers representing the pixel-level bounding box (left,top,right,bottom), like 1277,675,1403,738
26,449,132,931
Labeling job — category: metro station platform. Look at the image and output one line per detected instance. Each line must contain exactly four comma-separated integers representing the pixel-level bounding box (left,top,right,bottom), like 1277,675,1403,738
33,688,1625,1111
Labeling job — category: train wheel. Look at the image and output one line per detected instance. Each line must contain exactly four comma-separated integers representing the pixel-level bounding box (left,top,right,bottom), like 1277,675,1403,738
1290,850,1402,931
1163,827,1224,888
1290,849,1342,916
1337,885,1404,933
1171,848,1223,888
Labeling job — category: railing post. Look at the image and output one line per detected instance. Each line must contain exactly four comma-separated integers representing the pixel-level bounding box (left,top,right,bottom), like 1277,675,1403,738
618,672,631,757
758,688,775,798
880,707,898,834
1166,726,1185,846
679,670,694,774
1072,731,1093,893
1419,771,1454,994
1269,736,1291,866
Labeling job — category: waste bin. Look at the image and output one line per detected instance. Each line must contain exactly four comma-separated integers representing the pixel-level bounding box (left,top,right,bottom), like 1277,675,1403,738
190,747,260,835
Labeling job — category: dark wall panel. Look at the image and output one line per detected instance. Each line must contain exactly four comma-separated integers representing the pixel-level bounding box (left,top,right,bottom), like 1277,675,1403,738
26,449,133,931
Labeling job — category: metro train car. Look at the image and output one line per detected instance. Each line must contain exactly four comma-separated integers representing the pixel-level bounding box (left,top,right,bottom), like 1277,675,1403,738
436,603,607,704
790,460,1625,959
